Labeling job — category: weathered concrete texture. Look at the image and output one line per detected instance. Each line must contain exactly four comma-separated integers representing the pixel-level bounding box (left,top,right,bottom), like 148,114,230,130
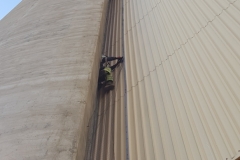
0,0,108,159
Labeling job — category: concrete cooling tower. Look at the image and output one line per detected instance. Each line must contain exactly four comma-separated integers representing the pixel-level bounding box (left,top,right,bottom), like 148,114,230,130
0,0,240,160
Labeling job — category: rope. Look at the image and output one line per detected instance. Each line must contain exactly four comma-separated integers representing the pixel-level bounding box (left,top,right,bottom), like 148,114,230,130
86,63,123,159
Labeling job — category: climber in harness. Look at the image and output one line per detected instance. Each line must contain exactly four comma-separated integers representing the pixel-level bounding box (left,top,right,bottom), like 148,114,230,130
98,55,123,91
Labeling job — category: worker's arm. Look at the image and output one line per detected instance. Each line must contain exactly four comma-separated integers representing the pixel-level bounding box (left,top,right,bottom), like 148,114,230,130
110,63,119,71
101,56,122,63
110,58,123,70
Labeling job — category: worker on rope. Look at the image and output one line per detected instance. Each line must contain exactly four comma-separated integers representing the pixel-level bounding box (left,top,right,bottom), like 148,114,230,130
98,55,123,91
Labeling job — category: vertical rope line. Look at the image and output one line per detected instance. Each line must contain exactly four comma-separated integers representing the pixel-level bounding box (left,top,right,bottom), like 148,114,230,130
121,0,129,159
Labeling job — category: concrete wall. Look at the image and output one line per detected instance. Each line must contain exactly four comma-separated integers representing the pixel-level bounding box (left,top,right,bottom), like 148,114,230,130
0,0,108,159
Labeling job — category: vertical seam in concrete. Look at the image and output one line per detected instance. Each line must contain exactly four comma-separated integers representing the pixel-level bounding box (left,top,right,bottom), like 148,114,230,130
84,1,112,159
121,0,129,159
101,0,112,56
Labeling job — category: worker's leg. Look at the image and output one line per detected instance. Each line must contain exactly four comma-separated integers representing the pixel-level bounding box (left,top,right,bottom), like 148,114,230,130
98,70,106,89
104,80,114,91
99,70,105,78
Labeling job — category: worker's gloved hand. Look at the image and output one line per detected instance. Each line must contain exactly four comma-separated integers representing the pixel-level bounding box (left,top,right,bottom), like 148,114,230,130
118,57,124,63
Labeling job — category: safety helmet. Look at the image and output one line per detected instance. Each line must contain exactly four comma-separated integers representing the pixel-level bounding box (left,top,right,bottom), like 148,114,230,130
102,55,107,58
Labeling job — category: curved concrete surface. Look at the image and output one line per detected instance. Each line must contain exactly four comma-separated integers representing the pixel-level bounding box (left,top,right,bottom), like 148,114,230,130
91,0,240,160
0,0,108,159
1,0,240,160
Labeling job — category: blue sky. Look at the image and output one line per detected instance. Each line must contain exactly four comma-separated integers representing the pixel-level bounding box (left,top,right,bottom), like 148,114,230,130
0,0,21,20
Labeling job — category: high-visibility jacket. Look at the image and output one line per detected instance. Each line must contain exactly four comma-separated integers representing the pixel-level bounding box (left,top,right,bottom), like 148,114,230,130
104,67,113,82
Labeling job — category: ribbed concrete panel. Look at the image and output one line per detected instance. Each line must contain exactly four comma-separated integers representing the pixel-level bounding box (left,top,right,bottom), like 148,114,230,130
123,0,240,159
0,0,108,159
86,0,126,160
91,0,240,160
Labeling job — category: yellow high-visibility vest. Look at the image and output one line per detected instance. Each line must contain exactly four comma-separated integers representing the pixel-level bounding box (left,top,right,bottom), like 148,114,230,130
104,67,113,81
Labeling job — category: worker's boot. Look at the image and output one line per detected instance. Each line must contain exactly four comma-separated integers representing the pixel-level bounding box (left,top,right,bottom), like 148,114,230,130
104,81,114,91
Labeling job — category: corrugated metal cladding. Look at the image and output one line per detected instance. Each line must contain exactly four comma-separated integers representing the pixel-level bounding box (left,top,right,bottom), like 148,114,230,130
88,0,240,160
85,0,126,160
